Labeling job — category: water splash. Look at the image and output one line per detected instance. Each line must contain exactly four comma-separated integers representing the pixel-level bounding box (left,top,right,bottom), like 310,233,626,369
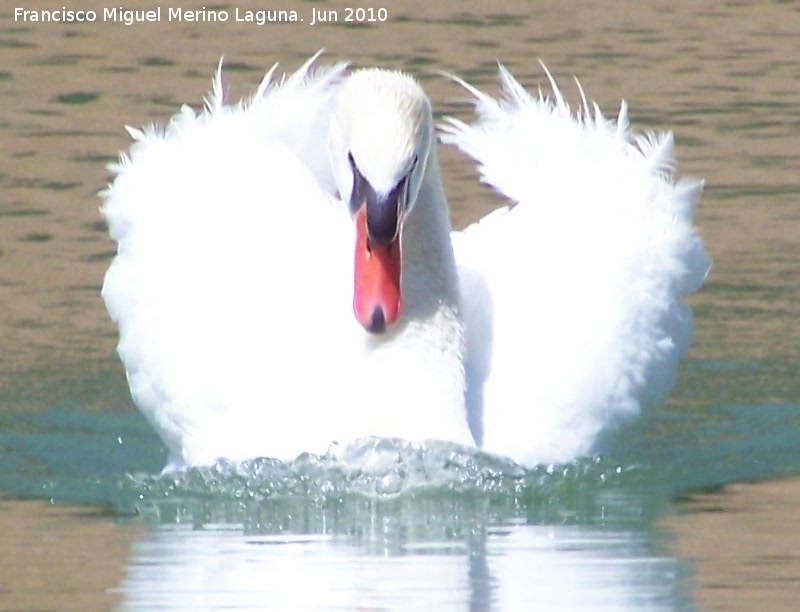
126,437,655,534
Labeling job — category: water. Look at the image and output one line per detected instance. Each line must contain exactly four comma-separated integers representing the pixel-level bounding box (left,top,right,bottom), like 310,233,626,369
1,0,799,609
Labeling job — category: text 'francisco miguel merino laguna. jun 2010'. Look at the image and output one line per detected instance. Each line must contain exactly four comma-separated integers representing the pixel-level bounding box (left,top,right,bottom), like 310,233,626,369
13,6,389,26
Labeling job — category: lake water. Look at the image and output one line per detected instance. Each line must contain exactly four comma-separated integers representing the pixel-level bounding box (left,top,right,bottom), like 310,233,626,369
1,0,799,609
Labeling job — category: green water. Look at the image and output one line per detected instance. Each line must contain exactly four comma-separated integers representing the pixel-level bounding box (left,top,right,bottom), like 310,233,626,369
1,359,798,608
4,360,797,511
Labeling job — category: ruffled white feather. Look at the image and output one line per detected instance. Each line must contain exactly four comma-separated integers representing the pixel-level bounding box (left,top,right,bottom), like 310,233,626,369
443,65,709,465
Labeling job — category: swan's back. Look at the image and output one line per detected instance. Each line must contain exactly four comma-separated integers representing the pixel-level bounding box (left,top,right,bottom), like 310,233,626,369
444,67,709,466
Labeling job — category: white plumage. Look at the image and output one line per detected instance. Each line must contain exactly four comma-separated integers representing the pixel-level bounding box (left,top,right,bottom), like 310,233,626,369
101,54,709,470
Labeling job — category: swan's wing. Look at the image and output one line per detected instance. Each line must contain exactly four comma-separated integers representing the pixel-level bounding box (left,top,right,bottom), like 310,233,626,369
101,56,355,468
443,65,710,467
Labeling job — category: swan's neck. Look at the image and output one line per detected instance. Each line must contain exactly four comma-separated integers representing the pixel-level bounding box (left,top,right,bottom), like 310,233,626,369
400,144,460,323
360,143,469,443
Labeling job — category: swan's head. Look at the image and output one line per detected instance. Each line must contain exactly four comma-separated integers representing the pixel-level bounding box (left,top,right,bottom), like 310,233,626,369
330,68,434,334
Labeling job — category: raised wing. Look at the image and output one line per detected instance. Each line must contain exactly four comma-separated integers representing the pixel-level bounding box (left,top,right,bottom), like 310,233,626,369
101,56,353,468
443,65,710,466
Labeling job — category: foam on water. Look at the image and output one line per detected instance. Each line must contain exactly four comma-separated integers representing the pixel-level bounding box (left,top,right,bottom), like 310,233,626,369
126,437,657,533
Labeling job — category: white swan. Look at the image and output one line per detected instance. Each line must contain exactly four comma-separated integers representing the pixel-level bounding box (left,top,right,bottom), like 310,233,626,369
101,54,709,470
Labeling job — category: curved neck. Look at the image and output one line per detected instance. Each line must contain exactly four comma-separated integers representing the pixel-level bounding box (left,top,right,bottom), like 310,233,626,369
400,143,460,321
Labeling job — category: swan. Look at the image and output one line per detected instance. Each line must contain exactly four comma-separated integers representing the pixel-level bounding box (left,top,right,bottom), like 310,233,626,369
101,54,709,470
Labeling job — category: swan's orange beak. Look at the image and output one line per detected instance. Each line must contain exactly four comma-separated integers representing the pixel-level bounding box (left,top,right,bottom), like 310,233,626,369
353,205,401,333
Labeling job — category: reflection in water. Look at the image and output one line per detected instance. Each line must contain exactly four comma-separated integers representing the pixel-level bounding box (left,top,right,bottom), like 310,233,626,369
114,440,682,609
118,518,682,610
119,528,477,610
